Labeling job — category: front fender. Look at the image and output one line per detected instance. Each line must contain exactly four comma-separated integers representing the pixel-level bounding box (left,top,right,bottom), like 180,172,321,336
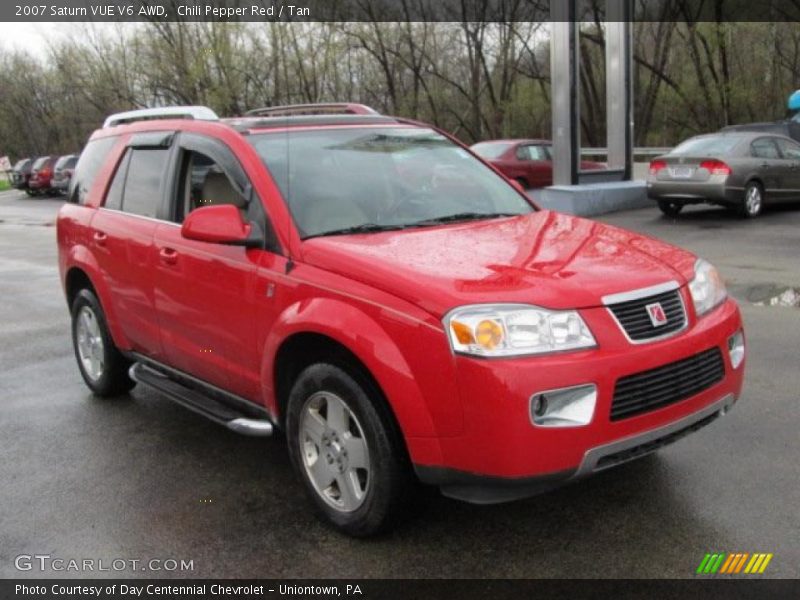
262,298,462,451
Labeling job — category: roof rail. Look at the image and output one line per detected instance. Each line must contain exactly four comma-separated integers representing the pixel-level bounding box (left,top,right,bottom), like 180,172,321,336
244,103,380,118
103,106,219,128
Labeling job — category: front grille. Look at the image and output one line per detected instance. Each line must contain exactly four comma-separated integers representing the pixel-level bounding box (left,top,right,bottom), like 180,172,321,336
611,347,725,421
607,289,686,342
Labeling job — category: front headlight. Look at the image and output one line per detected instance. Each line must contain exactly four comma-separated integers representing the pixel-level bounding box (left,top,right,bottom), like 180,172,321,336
689,258,727,317
444,304,596,357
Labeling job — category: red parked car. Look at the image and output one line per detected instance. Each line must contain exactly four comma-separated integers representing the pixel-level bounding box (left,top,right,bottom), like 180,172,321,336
471,139,606,188
58,104,745,536
28,155,58,195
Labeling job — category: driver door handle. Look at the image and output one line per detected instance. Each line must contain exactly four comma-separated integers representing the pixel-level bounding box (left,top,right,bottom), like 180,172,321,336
159,247,178,266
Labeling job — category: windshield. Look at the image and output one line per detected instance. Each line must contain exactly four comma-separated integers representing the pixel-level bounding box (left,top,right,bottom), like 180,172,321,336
13,159,30,170
248,127,533,238
670,135,742,157
471,141,514,159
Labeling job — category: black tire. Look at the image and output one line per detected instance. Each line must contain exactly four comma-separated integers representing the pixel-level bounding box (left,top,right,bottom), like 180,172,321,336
70,288,135,397
657,200,684,217
738,181,763,218
515,177,529,190
24,188,37,197
286,363,413,537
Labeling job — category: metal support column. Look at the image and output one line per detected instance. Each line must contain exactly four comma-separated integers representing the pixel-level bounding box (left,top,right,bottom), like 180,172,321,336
605,0,634,180
550,0,580,186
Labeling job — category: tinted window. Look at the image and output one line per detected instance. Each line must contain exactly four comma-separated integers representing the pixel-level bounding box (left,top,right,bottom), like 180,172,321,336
471,142,514,159
776,138,800,160
121,149,168,218
70,137,118,205
751,138,781,159
104,150,131,211
671,135,742,157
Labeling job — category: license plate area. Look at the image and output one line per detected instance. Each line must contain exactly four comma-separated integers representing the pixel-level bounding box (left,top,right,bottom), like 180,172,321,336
669,167,694,179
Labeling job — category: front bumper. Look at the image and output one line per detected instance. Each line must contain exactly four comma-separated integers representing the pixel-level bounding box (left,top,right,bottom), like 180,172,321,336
418,392,735,503
414,295,744,502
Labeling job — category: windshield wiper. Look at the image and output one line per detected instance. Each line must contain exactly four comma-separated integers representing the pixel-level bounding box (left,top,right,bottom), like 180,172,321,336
304,223,409,239
409,212,519,227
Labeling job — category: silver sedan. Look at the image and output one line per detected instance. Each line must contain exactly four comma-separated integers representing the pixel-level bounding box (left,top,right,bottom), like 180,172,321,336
647,131,800,218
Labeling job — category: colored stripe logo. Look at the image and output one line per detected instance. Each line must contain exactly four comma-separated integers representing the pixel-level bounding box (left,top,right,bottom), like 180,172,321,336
697,552,773,574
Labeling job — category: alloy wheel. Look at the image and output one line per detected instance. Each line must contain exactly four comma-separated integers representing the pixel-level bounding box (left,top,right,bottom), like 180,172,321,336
299,391,371,513
75,306,105,382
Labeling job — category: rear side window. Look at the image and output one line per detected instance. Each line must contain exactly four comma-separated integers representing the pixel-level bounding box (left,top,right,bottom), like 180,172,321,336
70,137,118,205
118,149,168,218
751,138,781,159
103,151,131,211
33,157,50,170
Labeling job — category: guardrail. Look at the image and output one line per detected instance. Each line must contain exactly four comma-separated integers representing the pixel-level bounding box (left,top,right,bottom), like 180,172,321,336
581,147,672,159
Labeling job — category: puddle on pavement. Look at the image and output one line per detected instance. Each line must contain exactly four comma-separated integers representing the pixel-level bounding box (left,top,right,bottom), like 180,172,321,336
730,283,800,308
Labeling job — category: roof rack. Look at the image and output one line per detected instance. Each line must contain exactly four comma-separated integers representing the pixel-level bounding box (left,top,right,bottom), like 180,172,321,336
103,106,219,128
244,103,380,118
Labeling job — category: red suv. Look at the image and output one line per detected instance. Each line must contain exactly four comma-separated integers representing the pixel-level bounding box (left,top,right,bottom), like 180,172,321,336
58,104,745,536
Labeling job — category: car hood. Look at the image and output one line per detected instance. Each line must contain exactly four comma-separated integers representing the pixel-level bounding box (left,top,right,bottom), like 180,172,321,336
301,211,697,317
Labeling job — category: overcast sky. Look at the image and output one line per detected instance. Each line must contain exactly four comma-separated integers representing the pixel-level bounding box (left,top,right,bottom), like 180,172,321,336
0,22,102,59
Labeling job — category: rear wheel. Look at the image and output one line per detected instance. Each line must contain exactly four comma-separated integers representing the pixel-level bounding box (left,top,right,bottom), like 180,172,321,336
739,181,763,218
71,289,135,396
515,177,529,190
286,363,412,536
24,188,37,197
657,200,684,217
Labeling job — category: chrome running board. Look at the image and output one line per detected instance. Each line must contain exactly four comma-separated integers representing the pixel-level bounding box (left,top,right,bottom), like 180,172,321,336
129,362,274,437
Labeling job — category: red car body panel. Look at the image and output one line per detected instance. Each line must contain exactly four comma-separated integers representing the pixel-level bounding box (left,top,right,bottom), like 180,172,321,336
301,211,697,315
57,117,745,487
29,156,57,190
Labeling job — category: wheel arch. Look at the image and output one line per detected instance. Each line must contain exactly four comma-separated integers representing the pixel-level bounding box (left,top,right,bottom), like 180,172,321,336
262,299,450,465
63,249,131,350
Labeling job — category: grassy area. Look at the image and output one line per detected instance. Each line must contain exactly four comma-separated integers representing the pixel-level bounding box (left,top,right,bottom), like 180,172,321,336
0,179,11,192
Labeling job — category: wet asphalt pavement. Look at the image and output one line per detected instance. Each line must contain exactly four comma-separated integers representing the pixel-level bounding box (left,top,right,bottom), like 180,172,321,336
0,191,798,579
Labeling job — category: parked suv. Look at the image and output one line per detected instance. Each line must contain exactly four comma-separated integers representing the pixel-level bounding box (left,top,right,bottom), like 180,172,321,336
10,157,33,191
58,104,746,536
51,154,78,195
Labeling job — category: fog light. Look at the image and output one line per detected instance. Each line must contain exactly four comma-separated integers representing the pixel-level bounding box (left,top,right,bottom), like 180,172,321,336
728,331,745,369
530,384,596,427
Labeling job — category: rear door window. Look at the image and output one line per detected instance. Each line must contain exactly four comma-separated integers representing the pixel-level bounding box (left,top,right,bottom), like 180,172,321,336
120,149,169,218
751,138,781,159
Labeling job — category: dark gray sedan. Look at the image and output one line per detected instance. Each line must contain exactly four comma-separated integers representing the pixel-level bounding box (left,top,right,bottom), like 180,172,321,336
647,131,800,218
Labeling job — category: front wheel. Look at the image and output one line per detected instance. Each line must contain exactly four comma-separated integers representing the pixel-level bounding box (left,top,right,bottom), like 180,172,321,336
286,363,412,536
71,289,135,396
657,200,684,217
739,181,763,218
